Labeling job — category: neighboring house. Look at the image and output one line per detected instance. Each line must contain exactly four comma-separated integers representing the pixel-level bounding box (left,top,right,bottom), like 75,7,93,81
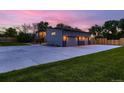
40,28,91,47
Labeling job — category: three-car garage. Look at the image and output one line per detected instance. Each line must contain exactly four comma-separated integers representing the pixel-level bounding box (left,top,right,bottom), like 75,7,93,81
46,28,92,47
63,36,90,47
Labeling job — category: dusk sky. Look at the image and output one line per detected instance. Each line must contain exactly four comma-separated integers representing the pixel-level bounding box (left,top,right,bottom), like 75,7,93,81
0,10,124,31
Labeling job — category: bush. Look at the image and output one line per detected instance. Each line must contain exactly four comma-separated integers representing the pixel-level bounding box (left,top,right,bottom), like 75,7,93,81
5,27,17,37
0,34,4,37
17,32,34,43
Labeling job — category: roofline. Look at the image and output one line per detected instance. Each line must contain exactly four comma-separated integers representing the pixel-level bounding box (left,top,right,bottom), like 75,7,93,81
47,28,90,34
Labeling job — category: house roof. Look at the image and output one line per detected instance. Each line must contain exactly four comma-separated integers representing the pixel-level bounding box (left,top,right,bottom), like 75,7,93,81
47,28,91,36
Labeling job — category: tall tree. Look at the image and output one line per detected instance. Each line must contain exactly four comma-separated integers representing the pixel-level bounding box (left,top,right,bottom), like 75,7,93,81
56,23,74,30
21,24,32,33
102,20,118,35
56,23,65,29
89,24,102,36
37,21,49,31
118,19,124,32
115,19,124,38
32,23,38,33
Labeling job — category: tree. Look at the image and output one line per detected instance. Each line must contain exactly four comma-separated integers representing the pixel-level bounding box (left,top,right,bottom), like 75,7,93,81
37,21,49,31
56,23,74,30
32,23,38,33
116,19,124,38
21,24,32,33
118,19,124,31
89,24,102,37
102,20,118,35
56,23,65,29
5,27,17,37
56,23,83,33
102,20,119,39
74,27,82,32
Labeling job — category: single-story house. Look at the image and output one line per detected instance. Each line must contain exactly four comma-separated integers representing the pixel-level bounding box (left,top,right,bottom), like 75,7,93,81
44,28,92,47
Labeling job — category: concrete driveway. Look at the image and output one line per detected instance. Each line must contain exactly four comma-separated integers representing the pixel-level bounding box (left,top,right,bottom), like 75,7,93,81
0,45,120,73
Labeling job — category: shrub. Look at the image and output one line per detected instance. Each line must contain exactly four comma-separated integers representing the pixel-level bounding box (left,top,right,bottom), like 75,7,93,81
17,32,34,43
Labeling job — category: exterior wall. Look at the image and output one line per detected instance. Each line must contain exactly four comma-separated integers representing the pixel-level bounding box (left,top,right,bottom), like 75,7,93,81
46,29,63,46
62,30,90,37
46,28,91,47
62,30,91,46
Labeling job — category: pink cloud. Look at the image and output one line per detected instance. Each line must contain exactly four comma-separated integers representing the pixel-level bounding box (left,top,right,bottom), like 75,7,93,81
0,10,104,31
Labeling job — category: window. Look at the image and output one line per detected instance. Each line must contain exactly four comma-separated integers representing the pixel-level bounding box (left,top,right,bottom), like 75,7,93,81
63,36,68,41
78,36,82,41
39,32,46,38
51,32,56,36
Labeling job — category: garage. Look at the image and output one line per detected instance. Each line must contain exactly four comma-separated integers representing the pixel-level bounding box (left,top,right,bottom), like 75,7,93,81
84,37,89,45
46,28,91,47
66,36,77,46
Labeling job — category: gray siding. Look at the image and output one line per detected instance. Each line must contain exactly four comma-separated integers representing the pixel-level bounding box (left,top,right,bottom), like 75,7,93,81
62,30,90,37
46,28,91,47
46,29,63,46
62,30,91,46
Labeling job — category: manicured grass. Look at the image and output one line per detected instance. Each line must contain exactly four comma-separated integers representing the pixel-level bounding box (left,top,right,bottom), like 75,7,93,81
0,42,29,46
0,46,124,82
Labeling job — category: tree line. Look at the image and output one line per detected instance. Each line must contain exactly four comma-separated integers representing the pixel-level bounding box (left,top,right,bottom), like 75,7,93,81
0,22,83,43
1,18,124,42
89,19,124,40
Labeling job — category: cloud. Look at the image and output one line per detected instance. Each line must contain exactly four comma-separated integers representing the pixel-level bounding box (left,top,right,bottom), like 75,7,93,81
0,10,123,31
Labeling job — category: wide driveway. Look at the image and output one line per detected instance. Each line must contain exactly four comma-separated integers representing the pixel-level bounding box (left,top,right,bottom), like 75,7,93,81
0,45,120,73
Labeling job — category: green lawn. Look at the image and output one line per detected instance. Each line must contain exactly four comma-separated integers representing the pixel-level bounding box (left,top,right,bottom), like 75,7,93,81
0,42,29,46
0,46,124,82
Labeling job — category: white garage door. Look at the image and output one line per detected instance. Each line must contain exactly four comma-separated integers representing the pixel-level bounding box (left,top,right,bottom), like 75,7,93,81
66,37,77,46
